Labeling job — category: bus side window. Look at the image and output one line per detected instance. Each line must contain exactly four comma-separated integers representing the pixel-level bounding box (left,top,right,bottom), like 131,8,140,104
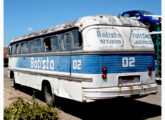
16,43,21,54
61,33,71,51
11,44,16,54
50,36,59,52
43,38,51,52
21,42,29,54
20,43,24,54
70,30,82,50
31,39,42,53
8,45,11,55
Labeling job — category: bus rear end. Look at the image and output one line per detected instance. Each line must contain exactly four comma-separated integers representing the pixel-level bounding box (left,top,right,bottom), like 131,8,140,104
78,25,157,102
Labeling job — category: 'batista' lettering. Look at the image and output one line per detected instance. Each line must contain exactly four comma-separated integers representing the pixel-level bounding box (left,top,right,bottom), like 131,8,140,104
97,31,121,38
31,57,54,70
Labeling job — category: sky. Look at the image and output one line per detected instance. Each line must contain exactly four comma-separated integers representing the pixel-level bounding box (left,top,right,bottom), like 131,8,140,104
4,0,161,46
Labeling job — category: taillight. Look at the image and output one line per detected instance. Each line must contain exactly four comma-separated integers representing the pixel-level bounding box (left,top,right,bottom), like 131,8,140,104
102,66,107,73
148,64,152,70
102,66,107,79
102,74,107,79
148,71,152,76
148,65,152,76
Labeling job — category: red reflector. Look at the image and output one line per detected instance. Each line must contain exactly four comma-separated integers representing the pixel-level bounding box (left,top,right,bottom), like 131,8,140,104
102,66,107,73
148,65,152,69
148,71,152,76
102,74,107,79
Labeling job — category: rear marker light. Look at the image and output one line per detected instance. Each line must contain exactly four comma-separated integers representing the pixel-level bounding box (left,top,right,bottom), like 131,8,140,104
148,65,152,76
148,71,152,76
102,74,107,79
148,65,152,70
102,66,107,73
102,66,107,79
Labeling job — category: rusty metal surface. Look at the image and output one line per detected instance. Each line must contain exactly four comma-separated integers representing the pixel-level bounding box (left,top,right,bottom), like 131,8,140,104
9,68,93,82
9,50,155,58
82,83,157,102
10,15,145,43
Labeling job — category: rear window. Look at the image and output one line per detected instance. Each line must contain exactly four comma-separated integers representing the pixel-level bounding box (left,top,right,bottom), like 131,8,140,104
84,26,154,51
130,29,153,47
85,27,123,49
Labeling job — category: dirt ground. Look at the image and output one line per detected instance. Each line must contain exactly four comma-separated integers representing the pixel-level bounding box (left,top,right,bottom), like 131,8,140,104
4,67,161,120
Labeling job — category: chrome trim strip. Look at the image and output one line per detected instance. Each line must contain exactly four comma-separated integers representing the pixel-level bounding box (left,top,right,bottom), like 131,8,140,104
9,50,155,57
10,69,93,82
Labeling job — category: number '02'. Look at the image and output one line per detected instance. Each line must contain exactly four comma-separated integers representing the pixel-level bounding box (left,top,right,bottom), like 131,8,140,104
73,60,81,70
122,57,135,67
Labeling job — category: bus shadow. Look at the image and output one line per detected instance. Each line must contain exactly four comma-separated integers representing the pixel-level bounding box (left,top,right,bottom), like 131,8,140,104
156,80,161,85
12,85,45,102
15,86,161,120
55,97,161,120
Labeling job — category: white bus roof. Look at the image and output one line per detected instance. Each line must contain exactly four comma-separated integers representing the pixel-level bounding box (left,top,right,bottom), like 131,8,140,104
11,15,145,43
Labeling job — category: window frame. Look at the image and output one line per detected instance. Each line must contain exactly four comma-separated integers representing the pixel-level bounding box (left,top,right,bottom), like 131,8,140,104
8,45,11,55
70,30,83,51
43,35,59,52
30,39,42,53
15,43,21,54
43,37,51,52
20,41,30,54
9,28,83,55
60,32,71,51
11,44,16,55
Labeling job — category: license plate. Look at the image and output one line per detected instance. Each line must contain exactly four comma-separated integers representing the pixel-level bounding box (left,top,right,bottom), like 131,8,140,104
118,75,140,86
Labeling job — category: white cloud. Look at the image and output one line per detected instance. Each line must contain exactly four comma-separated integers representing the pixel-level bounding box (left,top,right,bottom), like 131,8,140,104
27,28,33,31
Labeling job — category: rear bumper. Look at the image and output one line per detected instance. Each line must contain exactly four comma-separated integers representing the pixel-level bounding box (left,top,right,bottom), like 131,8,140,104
82,83,157,102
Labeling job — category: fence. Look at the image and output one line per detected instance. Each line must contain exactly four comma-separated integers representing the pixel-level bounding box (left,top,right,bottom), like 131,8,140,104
150,27,161,80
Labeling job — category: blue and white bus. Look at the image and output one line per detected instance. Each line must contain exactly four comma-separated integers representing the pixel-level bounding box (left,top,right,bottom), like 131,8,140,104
8,15,157,103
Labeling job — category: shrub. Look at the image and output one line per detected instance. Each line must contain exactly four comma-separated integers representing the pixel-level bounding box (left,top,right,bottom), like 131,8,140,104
4,97,59,120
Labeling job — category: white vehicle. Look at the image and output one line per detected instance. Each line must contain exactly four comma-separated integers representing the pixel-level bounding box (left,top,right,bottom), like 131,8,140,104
8,15,157,103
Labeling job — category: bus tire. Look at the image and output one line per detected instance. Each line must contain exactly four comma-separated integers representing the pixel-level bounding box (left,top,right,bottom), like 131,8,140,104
43,83,55,105
13,76,19,90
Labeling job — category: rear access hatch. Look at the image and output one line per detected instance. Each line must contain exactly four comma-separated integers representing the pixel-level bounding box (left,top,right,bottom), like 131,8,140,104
118,75,140,86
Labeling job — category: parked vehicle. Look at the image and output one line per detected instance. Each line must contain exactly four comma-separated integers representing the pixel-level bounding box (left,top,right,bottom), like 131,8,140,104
4,47,8,67
8,15,157,103
121,10,161,31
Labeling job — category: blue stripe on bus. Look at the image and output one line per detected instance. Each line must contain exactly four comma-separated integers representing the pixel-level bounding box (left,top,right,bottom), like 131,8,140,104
16,54,155,74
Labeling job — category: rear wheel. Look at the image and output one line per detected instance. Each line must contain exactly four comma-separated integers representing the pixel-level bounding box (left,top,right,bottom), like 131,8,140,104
13,76,19,90
43,83,55,105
